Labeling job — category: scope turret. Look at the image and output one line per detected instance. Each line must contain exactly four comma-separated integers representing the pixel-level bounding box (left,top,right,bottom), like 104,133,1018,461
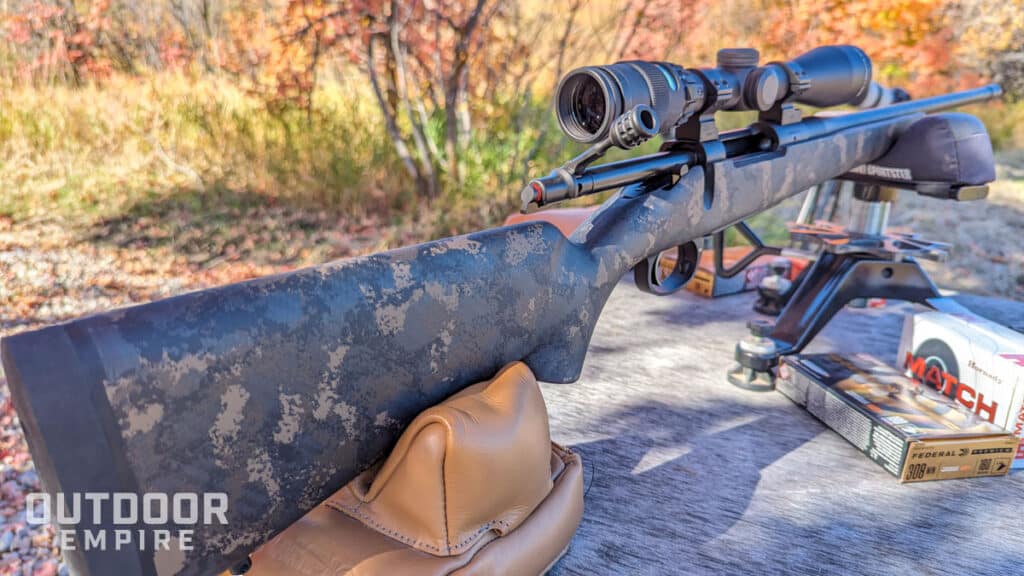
555,45,872,143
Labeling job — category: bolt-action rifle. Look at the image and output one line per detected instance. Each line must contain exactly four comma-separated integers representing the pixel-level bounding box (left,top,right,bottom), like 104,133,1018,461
1,46,1001,575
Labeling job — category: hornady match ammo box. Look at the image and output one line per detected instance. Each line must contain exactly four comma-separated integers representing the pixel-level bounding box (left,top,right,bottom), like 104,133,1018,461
777,353,1017,483
897,298,1024,468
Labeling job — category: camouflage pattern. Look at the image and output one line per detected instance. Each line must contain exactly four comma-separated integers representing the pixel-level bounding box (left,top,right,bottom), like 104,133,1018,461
2,114,916,576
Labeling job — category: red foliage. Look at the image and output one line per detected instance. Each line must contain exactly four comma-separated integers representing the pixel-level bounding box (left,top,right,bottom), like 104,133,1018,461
0,1,1014,99
4,0,114,83
613,0,964,96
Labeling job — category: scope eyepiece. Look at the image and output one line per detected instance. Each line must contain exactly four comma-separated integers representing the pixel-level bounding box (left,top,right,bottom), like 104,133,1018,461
554,45,873,143
556,68,617,143
556,61,693,144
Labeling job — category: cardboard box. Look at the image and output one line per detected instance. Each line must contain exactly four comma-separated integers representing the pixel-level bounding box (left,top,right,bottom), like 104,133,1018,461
777,353,1017,482
897,298,1024,468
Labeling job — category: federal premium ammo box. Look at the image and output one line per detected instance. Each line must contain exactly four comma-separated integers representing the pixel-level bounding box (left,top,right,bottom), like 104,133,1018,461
777,353,1017,483
897,299,1024,468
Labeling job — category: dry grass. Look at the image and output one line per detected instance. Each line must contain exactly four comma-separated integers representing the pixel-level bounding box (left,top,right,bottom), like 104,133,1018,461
891,152,1024,298
0,73,406,223
0,72,571,241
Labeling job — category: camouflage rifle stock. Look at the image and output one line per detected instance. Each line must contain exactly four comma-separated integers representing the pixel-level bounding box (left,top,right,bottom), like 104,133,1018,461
0,45,1002,576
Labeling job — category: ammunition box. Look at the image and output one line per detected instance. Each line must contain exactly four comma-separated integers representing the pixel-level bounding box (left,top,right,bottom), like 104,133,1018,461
778,353,1017,483
897,300,1024,468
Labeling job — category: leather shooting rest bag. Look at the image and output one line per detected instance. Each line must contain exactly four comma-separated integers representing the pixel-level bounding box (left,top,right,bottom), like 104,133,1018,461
245,362,584,575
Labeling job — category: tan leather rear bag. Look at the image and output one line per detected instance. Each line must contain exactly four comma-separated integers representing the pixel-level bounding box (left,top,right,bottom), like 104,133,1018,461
247,362,584,576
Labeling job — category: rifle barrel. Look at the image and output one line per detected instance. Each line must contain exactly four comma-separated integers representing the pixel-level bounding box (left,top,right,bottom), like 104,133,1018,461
809,84,1003,135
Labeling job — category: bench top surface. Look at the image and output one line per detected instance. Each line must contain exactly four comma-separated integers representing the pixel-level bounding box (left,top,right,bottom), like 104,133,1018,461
544,285,1024,576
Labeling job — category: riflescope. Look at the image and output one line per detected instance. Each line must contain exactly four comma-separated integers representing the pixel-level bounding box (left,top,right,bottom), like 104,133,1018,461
556,45,872,143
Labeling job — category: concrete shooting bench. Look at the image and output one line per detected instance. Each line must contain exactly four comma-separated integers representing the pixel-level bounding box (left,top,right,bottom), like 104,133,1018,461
544,284,1024,575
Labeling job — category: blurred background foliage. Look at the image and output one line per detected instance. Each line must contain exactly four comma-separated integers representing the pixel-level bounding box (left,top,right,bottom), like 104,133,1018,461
1,0,1023,235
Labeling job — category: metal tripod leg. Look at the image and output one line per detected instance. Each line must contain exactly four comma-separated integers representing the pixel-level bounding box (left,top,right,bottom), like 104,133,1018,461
728,251,941,390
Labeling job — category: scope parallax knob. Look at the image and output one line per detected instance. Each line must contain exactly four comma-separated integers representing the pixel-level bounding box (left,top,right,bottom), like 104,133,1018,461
746,66,789,111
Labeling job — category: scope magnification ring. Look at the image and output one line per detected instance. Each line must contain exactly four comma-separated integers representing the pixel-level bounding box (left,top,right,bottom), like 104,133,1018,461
625,61,673,131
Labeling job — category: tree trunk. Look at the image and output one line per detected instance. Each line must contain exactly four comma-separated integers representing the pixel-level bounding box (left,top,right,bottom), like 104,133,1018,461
389,1,439,197
444,85,462,185
367,37,421,187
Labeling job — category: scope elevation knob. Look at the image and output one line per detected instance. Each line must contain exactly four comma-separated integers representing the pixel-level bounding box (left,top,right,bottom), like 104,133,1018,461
717,48,760,69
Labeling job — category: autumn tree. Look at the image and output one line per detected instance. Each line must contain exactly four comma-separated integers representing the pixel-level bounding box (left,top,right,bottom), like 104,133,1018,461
256,0,585,198
949,0,1024,98
3,0,115,84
